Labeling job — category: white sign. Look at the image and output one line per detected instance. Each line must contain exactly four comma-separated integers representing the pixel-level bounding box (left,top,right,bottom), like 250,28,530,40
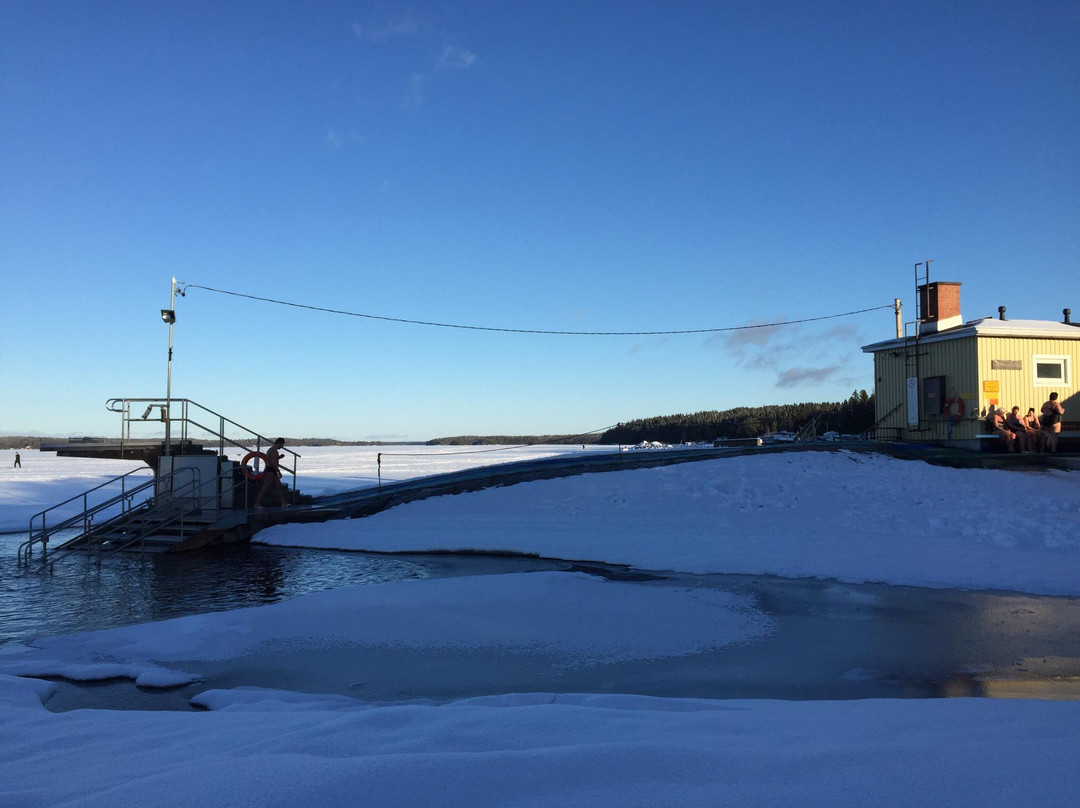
906,377,919,426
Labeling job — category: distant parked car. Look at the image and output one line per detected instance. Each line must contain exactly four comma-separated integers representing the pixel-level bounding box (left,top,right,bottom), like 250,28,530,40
759,432,796,445
822,431,840,442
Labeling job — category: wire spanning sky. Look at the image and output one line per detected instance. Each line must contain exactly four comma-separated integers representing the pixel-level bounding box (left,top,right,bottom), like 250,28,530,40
2,1,1077,441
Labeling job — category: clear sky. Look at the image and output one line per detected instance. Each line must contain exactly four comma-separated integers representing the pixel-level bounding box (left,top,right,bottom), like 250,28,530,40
2,1,1077,441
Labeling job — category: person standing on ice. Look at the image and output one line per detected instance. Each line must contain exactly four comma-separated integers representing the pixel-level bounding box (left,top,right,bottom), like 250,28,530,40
254,437,288,509
13,452,20,468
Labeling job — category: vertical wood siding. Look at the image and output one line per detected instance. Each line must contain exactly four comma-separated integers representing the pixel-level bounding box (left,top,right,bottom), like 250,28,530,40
871,334,1080,443
977,336,1080,418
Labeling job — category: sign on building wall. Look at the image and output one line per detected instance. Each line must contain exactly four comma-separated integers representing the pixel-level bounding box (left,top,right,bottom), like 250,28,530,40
991,359,1022,370
906,377,919,426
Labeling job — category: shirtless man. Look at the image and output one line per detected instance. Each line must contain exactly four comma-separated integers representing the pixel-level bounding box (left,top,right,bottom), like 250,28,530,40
1041,393,1065,453
254,437,288,508
1006,406,1034,453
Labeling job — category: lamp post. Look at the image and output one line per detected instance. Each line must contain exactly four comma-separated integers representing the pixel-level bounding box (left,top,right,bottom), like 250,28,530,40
161,277,178,457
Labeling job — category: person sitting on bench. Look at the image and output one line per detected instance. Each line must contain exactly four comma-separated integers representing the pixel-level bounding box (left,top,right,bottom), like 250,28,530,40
1006,406,1034,453
987,407,1016,451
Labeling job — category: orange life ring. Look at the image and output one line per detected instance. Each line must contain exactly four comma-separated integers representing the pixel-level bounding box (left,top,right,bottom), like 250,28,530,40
240,451,268,482
944,396,965,419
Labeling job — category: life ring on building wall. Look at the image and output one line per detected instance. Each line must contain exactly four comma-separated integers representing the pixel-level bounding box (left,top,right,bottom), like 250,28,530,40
943,396,965,419
240,451,268,482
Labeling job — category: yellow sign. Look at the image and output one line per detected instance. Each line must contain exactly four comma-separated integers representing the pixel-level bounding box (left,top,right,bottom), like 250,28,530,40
983,380,1000,393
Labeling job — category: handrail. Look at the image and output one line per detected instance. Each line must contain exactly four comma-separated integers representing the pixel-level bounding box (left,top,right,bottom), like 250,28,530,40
794,414,820,442
24,464,253,570
182,414,297,491
18,466,201,564
105,397,300,493
863,402,904,440
27,466,149,526
37,467,215,570
97,470,253,565
19,467,154,563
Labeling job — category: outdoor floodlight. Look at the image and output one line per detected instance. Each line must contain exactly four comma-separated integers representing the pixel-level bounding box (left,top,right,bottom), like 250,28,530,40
161,308,176,324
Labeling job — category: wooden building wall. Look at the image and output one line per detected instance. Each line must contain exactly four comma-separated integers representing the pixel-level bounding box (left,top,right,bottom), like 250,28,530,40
976,336,1079,419
872,333,1079,446
873,336,979,442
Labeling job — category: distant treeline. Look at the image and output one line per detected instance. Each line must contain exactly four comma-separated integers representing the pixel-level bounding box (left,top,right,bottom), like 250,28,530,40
598,390,875,445
0,437,47,450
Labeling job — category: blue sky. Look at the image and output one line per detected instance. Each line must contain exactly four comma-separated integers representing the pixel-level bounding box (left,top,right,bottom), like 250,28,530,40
2,1,1077,441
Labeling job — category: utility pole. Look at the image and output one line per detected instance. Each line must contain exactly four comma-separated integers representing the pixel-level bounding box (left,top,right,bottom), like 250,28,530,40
161,277,178,457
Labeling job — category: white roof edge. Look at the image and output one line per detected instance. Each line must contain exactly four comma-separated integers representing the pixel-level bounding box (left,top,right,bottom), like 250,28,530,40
861,317,1080,353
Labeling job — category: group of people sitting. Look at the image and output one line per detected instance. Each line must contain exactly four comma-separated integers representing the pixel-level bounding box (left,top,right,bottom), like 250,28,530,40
987,392,1066,453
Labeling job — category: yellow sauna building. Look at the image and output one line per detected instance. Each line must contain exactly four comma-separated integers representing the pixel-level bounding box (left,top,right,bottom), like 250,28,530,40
862,282,1079,450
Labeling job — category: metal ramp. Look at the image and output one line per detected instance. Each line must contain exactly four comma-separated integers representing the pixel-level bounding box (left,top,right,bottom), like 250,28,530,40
18,398,308,570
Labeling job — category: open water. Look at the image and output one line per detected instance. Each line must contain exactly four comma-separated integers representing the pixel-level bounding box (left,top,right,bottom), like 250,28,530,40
3,531,1079,709
0,532,430,646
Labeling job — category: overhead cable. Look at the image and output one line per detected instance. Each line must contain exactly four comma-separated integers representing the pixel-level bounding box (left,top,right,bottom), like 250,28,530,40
180,283,894,337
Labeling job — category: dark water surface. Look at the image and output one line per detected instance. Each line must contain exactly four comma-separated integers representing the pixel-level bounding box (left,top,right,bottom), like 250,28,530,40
0,533,430,646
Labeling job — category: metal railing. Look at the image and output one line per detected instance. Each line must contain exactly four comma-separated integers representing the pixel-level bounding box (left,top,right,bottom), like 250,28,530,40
18,466,203,564
794,414,820,442
105,397,301,494
20,463,261,570
862,402,905,441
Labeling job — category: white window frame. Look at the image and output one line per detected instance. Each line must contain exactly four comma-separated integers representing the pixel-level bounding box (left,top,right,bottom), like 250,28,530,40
1032,354,1071,388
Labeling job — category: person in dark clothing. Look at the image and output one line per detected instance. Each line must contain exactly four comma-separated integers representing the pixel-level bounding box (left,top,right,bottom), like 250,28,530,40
13,452,21,468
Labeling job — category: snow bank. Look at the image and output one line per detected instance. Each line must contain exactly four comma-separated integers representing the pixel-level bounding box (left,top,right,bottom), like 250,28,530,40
0,572,773,683
2,673,1078,807
258,451,1080,595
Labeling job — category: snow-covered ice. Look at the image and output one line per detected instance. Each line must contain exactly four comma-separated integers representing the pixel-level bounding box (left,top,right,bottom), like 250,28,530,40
1,445,1079,806
258,449,1080,596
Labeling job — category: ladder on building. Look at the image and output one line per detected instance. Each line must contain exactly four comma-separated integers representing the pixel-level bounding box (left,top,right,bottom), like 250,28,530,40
903,261,933,431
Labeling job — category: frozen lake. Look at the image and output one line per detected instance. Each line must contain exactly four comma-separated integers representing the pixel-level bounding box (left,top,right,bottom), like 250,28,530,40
3,444,1080,710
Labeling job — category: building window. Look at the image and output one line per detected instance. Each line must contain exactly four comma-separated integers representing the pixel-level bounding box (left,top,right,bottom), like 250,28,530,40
1033,355,1070,387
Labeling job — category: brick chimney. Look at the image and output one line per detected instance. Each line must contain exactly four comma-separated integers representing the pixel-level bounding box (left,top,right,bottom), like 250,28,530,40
918,281,962,334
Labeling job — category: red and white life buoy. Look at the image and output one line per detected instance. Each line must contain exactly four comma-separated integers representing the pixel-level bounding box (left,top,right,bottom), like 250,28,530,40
944,396,965,419
240,451,269,482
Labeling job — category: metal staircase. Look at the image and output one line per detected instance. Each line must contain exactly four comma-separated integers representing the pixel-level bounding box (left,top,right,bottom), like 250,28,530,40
18,398,307,569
